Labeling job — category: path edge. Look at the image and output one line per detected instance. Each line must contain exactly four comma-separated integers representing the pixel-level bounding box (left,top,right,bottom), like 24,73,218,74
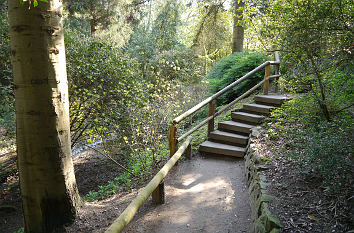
245,127,283,233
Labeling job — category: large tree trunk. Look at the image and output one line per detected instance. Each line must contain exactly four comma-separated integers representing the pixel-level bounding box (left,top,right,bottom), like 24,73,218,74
232,0,245,53
8,1,80,232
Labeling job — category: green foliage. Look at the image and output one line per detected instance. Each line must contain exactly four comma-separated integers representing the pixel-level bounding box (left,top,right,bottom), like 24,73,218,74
85,146,169,201
152,0,181,51
126,26,204,84
0,6,15,136
65,29,145,148
207,51,268,105
64,0,120,33
146,47,204,83
85,172,132,201
267,95,354,194
13,228,24,233
260,0,353,120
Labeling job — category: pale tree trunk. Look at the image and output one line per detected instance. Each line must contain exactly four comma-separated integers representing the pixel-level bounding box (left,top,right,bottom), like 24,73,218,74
8,1,80,232
232,0,245,53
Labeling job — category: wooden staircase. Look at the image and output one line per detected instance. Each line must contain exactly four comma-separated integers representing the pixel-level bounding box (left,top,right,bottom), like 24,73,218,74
199,94,292,157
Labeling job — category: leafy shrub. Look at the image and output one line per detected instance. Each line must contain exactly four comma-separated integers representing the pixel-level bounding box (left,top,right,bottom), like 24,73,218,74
65,29,146,148
126,27,204,84
147,47,204,83
207,51,268,105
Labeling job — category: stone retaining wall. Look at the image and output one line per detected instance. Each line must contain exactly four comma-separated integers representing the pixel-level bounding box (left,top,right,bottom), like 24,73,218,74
245,129,283,233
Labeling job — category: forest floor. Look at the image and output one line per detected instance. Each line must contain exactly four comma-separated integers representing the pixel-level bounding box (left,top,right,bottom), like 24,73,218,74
1,133,353,232
251,128,354,233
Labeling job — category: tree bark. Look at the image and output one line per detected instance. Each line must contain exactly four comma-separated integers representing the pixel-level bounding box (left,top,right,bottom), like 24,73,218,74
232,0,245,53
8,1,80,232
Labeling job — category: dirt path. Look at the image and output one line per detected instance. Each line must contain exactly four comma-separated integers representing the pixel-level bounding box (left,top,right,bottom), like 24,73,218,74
123,153,252,233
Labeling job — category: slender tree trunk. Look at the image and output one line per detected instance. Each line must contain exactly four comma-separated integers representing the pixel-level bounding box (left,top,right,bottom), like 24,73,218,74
8,1,80,232
90,19,97,36
308,53,331,121
232,0,245,53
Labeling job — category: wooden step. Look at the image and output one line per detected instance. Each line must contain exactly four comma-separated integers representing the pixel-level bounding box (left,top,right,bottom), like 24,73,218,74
254,95,292,106
231,112,265,124
243,103,276,115
209,130,248,145
218,121,254,134
199,141,246,157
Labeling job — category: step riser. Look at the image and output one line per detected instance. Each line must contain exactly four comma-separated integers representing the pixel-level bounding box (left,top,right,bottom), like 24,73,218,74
218,123,252,134
240,109,270,116
209,134,248,146
243,105,275,115
199,146,245,157
254,96,287,105
231,113,263,124
254,101,281,107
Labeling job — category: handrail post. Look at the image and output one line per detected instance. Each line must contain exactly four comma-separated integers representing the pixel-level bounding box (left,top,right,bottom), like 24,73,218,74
263,64,271,95
184,143,192,159
168,124,177,157
207,100,216,136
152,181,165,204
274,52,280,93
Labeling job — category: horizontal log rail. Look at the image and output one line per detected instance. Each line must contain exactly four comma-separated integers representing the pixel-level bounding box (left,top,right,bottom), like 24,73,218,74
105,136,193,233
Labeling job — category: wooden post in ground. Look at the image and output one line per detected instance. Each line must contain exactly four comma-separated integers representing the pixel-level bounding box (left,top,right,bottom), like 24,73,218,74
168,124,177,157
207,100,216,136
184,144,192,159
263,64,271,95
274,53,280,93
152,182,165,204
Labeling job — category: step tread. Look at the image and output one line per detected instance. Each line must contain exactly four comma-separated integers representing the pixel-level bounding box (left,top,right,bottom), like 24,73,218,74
210,130,249,139
255,95,292,100
232,111,265,119
200,141,246,152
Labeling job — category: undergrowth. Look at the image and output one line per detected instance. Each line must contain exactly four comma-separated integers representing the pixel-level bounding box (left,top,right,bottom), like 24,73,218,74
265,94,354,195
85,146,169,201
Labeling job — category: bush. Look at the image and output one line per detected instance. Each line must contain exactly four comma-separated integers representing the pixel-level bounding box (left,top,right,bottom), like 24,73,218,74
147,47,204,83
206,51,269,105
65,29,146,148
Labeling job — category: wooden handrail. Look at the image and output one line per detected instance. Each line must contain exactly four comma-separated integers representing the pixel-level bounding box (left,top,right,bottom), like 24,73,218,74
173,61,271,124
105,136,193,233
177,74,280,142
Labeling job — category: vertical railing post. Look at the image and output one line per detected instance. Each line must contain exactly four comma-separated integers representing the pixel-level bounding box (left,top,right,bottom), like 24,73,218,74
274,51,280,93
184,143,192,159
168,124,177,157
152,181,165,204
207,100,216,136
263,64,271,95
